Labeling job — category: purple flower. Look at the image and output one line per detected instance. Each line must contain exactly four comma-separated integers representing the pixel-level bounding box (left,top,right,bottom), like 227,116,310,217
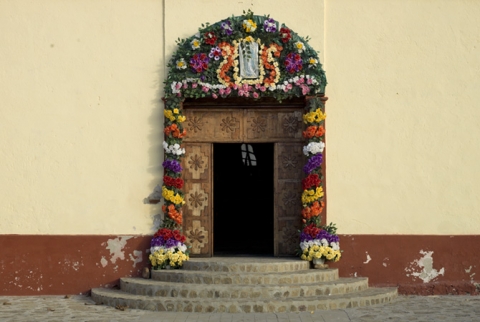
162,159,183,173
303,154,323,174
165,238,177,248
150,236,165,247
300,232,313,242
189,53,209,73
284,53,303,74
263,18,277,33
209,47,222,61
221,20,233,36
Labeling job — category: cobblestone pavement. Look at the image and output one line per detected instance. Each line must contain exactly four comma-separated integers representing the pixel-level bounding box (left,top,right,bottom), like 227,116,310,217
0,295,479,322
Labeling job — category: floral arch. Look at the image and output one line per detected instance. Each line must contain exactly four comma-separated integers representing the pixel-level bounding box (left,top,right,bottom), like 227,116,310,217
149,11,340,269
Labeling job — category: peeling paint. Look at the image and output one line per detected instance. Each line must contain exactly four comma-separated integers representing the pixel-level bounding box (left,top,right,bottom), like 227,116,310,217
100,257,108,268
465,266,473,273
363,252,372,264
105,236,132,264
406,250,445,283
383,263,387,267
129,250,143,267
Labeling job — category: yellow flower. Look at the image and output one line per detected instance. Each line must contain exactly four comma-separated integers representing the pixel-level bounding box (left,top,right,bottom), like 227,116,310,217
164,110,175,122
177,115,186,123
242,19,257,32
301,254,307,260
244,36,254,43
173,108,179,114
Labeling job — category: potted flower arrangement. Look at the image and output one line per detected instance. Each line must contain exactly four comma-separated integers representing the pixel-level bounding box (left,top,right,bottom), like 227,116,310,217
149,228,189,269
299,221,341,267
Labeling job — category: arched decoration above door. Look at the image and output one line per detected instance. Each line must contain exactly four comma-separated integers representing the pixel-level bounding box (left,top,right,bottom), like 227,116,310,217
156,10,331,260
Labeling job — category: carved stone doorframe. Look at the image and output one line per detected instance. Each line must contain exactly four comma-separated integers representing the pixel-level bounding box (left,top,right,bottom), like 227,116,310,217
179,98,323,257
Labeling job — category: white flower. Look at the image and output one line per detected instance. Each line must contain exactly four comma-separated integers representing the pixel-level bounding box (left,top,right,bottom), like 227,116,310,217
178,244,187,252
295,41,305,53
191,38,201,50
163,141,185,156
303,141,325,156
176,58,187,70
331,242,340,251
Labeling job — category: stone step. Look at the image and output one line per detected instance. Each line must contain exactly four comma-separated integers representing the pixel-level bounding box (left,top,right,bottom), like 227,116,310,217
91,286,398,313
120,277,369,299
151,268,339,285
182,257,310,273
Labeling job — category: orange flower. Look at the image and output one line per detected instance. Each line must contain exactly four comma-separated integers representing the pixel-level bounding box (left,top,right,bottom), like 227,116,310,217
302,201,324,220
167,204,183,225
315,125,325,137
303,126,317,139
303,125,325,139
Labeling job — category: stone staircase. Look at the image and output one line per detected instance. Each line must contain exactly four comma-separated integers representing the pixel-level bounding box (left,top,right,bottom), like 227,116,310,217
91,257,397,313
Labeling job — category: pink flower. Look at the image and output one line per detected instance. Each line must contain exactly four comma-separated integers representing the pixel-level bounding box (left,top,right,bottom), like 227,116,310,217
301,84,310,95
225,87,232,95
253,92,259,99
219,88,225,95
212,93,218,99
175,83,182,90
233,84,238,90
176,92,182,97
259,86,266,92
182,83,188,89
295,78,305,85
192,83,198,88
255,83,261,89
307,78,313,85
283,83,293,92
202,86,209,93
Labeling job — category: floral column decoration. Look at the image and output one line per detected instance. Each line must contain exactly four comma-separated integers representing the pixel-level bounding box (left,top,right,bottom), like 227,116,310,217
150,10,340,268
299,97,342,265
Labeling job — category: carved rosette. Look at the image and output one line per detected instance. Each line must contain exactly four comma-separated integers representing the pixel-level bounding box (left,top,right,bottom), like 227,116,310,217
220,116,240,133
184,145,209,180
278,220,300,255
282,114,300,135
185,220,208,254
249,116,267,133
186,183,208,217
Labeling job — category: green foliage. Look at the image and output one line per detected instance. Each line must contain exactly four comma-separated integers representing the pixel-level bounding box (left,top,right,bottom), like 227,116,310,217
163,11,327,101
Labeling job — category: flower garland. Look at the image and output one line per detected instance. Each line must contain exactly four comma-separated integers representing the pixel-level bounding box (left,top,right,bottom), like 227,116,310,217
299,97,342,263
154,10,336,268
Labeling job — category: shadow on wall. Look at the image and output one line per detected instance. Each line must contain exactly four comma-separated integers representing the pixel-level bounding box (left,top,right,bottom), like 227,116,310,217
144,63,167,231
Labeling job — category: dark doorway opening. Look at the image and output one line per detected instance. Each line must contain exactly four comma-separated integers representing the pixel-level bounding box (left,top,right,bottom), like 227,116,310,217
213,143,274,255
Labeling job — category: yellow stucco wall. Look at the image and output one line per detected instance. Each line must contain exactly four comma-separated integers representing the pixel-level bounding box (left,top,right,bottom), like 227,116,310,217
325,0,480,234
1,0,479,235
0,0,164,234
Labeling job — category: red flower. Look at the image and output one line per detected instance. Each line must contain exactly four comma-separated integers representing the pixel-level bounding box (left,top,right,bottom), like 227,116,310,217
280,27,291,43
302,174,321,190
204,31,217,45
163,176,184,189
303,223,321,239
155,228,174,240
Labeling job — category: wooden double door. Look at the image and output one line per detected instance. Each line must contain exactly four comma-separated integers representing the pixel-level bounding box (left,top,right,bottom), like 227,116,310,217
180,106,305,257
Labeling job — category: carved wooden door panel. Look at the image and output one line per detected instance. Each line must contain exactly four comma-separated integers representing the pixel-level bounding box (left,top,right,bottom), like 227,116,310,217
274,142,304,256
181,143,212,257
